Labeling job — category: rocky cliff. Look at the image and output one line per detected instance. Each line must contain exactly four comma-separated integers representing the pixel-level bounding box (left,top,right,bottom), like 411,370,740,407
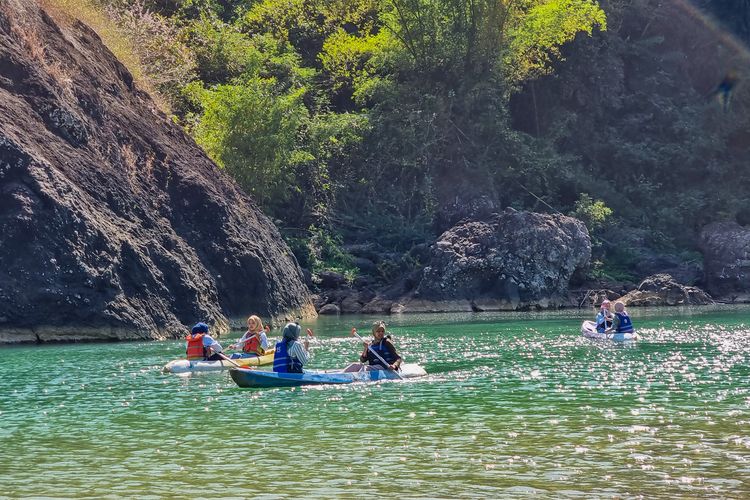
0,0,315,343
700,222,750,301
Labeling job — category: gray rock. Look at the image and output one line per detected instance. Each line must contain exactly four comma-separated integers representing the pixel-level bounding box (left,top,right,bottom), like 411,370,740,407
413,209,591,309
619,274,713,306
700,222,750,299
318,304,341,315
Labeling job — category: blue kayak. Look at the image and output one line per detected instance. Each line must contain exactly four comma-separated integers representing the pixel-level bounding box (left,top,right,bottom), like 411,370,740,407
230,363,427,388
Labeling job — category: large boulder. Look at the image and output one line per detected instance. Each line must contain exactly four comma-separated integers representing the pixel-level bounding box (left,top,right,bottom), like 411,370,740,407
619,274,712,306
0,1,315,343
700,222,750,300
411,209,591,310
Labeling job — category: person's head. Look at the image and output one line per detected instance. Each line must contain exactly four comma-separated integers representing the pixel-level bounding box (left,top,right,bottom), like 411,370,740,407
191,322,209,335
282,322,301,343
246,315,262,333
371,320,386,340
600,299,611,310
614,301,626,313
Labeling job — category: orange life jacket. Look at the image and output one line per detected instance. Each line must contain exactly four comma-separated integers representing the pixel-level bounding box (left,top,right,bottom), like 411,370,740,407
186,333,206,360
242,333,264,355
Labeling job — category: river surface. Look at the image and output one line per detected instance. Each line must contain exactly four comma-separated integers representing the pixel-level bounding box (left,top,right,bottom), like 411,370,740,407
2,306,750,498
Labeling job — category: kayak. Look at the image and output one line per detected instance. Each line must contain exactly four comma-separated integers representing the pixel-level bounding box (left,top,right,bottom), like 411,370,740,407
581,320,639,341
162,351,275,374
230,363,428,388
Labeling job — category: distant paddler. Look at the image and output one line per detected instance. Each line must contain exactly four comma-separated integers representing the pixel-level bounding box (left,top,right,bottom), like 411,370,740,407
595,299,613,333
349,321,402,375
185,322,225,361
605,301,635,335
272,323,313,374
227,315,269,359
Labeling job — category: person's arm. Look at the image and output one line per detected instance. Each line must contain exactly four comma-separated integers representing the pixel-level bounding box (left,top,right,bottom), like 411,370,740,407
230,331,249,350
385,339,402,369
260,332,269,350
204,335,223,353
289,341,310,365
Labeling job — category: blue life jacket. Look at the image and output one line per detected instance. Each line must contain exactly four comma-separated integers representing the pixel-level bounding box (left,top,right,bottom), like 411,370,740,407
615,312,634,333
273,340,303,373
367,338,398,366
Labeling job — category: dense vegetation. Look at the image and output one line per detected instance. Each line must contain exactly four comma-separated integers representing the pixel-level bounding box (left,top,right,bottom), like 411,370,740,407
75,0,750,283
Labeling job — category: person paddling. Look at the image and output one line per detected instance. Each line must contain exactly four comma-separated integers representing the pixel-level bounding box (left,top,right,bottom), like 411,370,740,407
356,321,402,371
228,315,268,359
185,322,225,361
595,299,614,333
606,301,634,334
272,322,312,374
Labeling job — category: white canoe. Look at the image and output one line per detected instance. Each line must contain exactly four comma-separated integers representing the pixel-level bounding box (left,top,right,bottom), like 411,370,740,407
581,320,639,341
163,351,275,374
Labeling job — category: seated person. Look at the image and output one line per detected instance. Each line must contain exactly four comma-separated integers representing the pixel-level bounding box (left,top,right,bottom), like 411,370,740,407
185,322,224,361
607,301,634,333
272,323,312,373
596,299,613,333
356,321,402,371
228,315,268,359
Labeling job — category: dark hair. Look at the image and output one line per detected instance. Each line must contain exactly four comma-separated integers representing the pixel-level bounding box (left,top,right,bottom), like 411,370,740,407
191,322,209,334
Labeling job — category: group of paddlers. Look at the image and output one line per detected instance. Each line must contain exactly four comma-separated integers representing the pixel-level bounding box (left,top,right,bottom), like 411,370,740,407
185,317,403,374
594,299,634,334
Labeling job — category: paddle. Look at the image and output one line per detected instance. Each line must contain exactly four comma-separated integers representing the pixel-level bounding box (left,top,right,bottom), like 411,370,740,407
350,328,404,380
211,349,243,369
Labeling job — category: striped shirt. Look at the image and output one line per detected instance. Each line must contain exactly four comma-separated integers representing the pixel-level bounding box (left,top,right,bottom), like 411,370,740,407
288,340,311,366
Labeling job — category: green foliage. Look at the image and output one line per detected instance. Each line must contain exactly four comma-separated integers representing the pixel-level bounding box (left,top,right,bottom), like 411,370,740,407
507,0,607,82
183,16,263,83
570,193,612,233
189,77,310,208
307,226,357,275
590,257,638,283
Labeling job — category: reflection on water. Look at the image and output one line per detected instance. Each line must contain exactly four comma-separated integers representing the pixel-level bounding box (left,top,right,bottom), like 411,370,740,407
1,305,750,497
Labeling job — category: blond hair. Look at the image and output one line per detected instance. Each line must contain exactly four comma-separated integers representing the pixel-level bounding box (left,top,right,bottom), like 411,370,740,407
614,301,626,312
372,320,386,334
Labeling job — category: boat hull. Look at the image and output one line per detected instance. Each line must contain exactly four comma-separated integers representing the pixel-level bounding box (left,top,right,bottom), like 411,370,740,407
163,351,275,374
230,363,427,388
581,320,638,341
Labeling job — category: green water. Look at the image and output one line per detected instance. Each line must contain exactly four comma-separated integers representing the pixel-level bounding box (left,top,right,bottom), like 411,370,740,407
2,306,750,498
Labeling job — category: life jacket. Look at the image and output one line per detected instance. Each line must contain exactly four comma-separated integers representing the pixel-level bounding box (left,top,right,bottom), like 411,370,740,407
186,333,206,360
615,312,634,333
273,340,303,373
367,337,398,366
242,333,263,355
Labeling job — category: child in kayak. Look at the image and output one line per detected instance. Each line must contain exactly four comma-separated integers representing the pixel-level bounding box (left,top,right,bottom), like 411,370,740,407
185,322,224,361
356,321,402,371
272,322,313,373
606,301,634,333
228,315,268,359
595,299,614,333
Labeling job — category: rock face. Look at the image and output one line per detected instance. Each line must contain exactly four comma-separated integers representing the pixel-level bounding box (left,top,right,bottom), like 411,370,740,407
619,274,713,306
700,222,750,300
410,209,591,311
0,1,315,343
